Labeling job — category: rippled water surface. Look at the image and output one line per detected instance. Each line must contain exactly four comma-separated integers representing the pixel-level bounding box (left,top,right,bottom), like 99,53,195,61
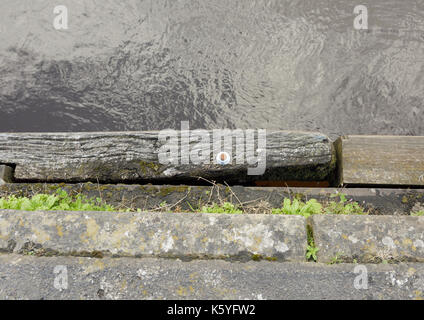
0,0,423,138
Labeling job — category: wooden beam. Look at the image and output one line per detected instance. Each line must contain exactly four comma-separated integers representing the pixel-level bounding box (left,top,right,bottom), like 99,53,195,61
0,165,13,185
0,131,335,183
335,135,424,186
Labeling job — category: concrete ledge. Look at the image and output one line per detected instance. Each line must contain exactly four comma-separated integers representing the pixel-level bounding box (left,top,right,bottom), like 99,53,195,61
0,254,423,300
310,215,424,263
0,210,307,261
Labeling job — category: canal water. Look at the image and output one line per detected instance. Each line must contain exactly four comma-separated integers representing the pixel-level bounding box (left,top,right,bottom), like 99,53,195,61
0,0,423,139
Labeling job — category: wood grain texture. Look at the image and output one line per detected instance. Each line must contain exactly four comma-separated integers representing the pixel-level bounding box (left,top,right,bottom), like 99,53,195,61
0,165,13,185
336,135,424,186
0,131,335,183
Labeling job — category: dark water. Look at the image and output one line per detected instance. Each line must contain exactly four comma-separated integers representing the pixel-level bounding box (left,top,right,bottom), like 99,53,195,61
0,0,423,138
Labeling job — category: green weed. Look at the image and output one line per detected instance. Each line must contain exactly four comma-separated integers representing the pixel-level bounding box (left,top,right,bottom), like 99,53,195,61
306,225,319,262
0,189,117,212
411,211,424,217
272,198,322,218
325,193,367,215
201,202,243,214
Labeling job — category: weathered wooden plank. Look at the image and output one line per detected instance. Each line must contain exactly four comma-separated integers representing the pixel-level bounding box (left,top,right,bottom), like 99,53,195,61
0,131,335,183
335,135,424,186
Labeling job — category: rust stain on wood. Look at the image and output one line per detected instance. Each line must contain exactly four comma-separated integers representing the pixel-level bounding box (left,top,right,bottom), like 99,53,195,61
255,181,330,188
